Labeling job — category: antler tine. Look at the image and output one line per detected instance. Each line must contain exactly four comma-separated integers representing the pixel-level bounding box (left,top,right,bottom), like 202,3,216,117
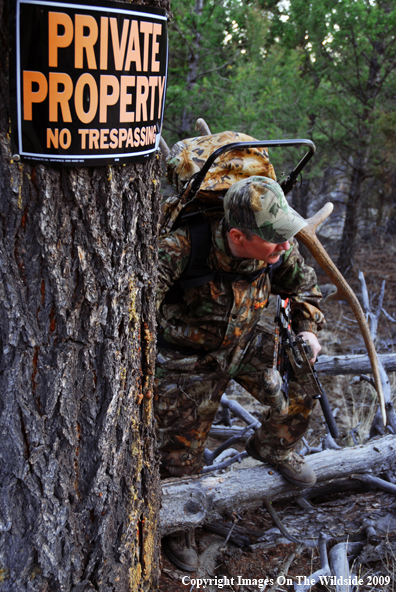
296,203,387,426
159,137,170,163
195,118,212,136
305,202,334,233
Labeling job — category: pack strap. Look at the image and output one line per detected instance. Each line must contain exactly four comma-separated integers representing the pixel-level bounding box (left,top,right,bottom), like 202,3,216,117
179,256,284,289
164,213,284,301
178,214,213,280
156,331,202,355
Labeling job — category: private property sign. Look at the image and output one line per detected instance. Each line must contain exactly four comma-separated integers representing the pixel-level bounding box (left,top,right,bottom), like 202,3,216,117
12,0,168,165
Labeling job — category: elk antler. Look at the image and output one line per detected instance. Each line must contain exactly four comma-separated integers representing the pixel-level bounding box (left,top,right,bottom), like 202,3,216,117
195,118,212,136
159,137,170,163
296,203,387,426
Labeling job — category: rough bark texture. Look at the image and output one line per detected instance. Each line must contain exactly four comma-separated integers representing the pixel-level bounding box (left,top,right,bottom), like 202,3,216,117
0,0,169,590
159,435,396,535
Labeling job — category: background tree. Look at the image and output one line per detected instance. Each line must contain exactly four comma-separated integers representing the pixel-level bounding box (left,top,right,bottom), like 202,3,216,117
269,0,396,274
164,0,248,143
165,0,396,273
0,0,168,590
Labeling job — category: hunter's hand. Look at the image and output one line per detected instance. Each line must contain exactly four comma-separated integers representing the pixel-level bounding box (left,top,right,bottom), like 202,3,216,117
297,331,321,364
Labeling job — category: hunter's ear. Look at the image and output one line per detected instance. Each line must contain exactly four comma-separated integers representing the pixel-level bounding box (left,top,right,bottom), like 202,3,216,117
228,228,245,245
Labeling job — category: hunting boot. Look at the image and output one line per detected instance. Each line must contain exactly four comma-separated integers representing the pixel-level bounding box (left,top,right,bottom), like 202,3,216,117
245,434,316,487
163,529,199,572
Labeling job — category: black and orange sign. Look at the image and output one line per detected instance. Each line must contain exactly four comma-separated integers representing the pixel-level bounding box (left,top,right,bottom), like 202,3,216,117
12,0,168,165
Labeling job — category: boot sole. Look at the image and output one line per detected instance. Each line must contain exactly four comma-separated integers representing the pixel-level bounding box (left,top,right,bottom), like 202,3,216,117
245,438,316,487
163,545,198,573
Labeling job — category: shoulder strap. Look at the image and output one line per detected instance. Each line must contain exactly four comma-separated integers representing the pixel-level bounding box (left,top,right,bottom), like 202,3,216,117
165,215,285,302
178,214,214,288
179,218,285,289
164,214,213,303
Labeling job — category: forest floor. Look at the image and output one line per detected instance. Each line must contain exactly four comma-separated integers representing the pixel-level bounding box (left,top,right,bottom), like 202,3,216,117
157,238,396,592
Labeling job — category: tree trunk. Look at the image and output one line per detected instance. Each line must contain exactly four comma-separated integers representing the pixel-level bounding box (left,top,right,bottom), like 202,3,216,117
0,1,168,590
336,163,365,276
180,0,204,136
336,39,385,277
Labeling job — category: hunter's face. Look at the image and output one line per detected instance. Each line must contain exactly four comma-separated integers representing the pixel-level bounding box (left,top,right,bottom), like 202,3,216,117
241,233,290,263
228,228,290,263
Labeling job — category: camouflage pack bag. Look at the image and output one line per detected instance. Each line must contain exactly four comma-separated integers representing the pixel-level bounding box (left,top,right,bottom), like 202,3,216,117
160,131,277,236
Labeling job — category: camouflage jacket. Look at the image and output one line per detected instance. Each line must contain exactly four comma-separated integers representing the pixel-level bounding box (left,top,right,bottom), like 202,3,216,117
156,217,325,359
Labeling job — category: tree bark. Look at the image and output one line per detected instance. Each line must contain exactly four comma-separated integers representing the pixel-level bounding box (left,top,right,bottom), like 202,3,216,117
0,1,168,590
336,163,365,276
159,435,396,535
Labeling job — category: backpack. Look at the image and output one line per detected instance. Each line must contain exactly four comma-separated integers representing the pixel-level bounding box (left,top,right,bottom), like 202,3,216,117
160,130,277,236
160,131,284,305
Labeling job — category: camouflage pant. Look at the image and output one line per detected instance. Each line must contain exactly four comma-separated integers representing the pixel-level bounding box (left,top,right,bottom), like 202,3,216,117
154,328,316,478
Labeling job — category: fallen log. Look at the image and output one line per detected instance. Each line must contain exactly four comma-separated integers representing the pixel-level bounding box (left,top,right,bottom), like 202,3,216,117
316,353,396,376
160,435,396,535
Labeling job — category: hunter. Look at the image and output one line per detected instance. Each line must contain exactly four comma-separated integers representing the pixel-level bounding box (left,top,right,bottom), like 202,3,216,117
155,175,325,571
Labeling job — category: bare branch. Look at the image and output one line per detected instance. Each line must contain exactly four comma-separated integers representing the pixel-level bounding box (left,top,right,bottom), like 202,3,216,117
220,394,260,429
351,473,396,495
265,543,305,592
329,542,351,590
294,533,330,592
263,499,300,544
358,271,371,316
201,451,248,474
382,308,396,323
204,422,256,465
371,280,386,339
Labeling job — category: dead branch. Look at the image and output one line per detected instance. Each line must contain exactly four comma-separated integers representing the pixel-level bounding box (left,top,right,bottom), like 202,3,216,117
295,532,331,592
203,522,251,547
351,473,396,494
204,423,254,466
322,433,342,450
159,435,396,535
202,451,248,474
370,402,396,437
374,281,386,336
358,273,386,342
263,499,300,544
359,270,371,317
365,321,396,437
220,394,260,429
329,542,351,592
359,273,392,432
265,543,305,592
382,308,396,323
315,353,396,375
209,425,254,440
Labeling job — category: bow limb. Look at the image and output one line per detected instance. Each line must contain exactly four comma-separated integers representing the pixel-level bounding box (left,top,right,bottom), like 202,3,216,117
296,203,387,426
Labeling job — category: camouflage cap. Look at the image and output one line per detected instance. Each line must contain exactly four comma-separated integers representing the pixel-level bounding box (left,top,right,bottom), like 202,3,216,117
223,176,307,244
